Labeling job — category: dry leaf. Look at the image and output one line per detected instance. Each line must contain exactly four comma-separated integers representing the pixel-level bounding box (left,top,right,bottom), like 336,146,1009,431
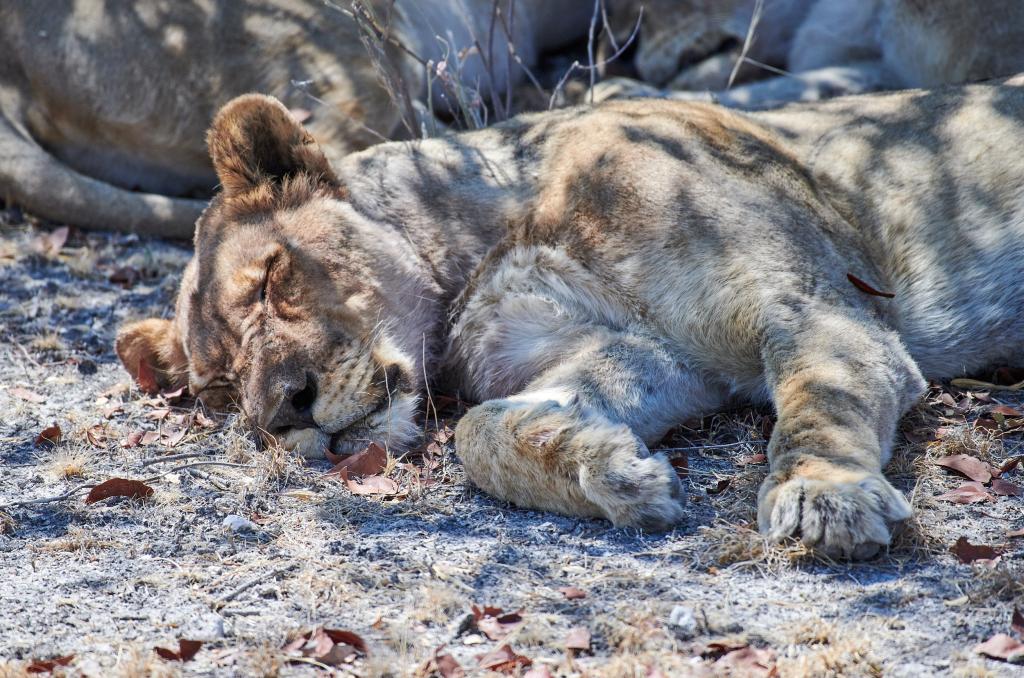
670,453,688,478
85,478,154,504
990,405,1024,417
714,647,778,677
847,272,895,298
122,430,145,448
523,668,554,678
738,453,767,466
1000,456,1022,475
476,644,532,673
950,537,1003,565
11,387,45,404
991,478,1023,496
558,586,587,600
86,424,108,449
327,442,388,478
936,482,995,504
154,639,203,662
283,627,367,666
109,265,141,288
974,634,1024,663
473,605,523,641
26,655,74,674
1008,528,1024,539
565,626,591,652
1013,608,1024,637
342,471,402,497
31,226,69,258
424,646,465,678
707,478,731,495
34,423,62,447
935,454,992,483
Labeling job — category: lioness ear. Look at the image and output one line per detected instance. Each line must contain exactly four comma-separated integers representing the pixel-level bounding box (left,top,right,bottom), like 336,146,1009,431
207,94,340,196
115,319,188,394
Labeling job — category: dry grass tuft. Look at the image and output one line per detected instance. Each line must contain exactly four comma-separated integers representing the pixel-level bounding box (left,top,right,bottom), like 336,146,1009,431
46,448,91,480
28,331,65,354
0,509,15,535
595,603,674,655
407,582,466,625
31,527,118,553
107,644,180,678
697,522,810,570
777,619,882,677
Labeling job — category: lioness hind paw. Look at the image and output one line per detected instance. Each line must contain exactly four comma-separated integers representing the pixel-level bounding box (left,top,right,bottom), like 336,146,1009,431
757,468,911,560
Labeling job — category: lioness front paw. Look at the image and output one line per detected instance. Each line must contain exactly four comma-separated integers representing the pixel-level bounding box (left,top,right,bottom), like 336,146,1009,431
757,461,911,560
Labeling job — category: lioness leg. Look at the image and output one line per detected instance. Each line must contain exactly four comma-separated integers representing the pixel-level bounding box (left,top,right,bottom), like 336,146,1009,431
455,333,723,530
758,303,925,558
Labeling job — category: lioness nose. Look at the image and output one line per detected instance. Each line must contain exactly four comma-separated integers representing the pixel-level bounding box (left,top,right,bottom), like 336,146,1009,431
268,372,317,433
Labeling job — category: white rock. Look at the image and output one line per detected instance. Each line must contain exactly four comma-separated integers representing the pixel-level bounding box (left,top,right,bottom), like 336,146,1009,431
668,605,699,639
222,514,258,533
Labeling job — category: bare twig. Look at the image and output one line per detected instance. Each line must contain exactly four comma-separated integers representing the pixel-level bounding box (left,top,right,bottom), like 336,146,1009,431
548,7,643,109
0,461,252,510
140,451,209,467
727,0,764,89
214,563,298,607
657,440,766,453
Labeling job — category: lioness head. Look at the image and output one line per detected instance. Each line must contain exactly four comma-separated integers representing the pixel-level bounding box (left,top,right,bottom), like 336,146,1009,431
116,95,426,458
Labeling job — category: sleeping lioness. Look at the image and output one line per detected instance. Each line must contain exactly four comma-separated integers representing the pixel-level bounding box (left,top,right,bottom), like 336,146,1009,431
0,0,591,237
117,78,1024,558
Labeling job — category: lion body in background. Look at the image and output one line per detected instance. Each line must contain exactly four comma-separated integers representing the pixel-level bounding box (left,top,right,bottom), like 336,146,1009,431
0,0,591,237
602,0,1024,108
119,79,1024,558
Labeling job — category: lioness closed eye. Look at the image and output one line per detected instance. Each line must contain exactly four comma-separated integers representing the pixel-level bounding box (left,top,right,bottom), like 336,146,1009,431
118,80,1024,559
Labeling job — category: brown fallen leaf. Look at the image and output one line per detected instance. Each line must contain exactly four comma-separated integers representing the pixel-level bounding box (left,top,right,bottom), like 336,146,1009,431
700,639,751,659
523,668,555,678
122,430,145,448
163,426,189,448
738,453,767,466
936,482,995,504
558,586,587,600
1008,528,1024,539
109,265,141,288
1013,608,1024,637
1000,456,1022,475
990,405,1024,418
476,644,532,673
974,633,1024,663
342,471,402,497
991,478,1023,497
283,627,368,666
951,537,1003,565
11,386,46,404
565,626,591,652
31,226,69,258
140,431,161,446
714,646,778,677
670,453,688,478
86,424,109,449
422,646,464,678
473,605,523,641
707,478,731,495
847,272,895,298
154,639,203,662
34,423,62,447
935,454,993,483
85,478,154,504
327,442,388,478
26,655,74,673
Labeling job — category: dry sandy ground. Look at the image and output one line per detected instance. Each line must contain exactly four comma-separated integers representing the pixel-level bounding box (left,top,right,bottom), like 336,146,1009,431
1,212,1022,677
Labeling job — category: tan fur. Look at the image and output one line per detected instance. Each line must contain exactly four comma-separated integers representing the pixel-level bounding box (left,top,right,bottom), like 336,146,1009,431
602,0,1024,109
120,79,1024,558
0,0,591,237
